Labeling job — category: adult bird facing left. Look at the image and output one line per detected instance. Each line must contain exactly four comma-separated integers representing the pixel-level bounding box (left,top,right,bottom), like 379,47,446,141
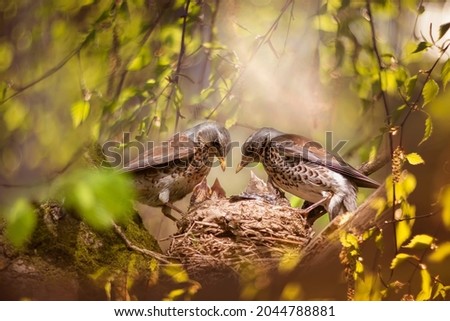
236,127,379,220
121,121,231,221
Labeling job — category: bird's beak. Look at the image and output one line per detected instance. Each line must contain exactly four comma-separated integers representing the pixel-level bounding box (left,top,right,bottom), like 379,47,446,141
235,162,245,174
219,157,227,171
235,156,254,173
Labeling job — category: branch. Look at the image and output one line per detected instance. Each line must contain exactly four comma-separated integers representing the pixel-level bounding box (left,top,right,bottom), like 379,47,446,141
357,149,390,176
161,0,191,132
0,45,82,105
297,183,387,270
113,223,172,264
366,0,397,261
113,3,171,100
399,43,450,145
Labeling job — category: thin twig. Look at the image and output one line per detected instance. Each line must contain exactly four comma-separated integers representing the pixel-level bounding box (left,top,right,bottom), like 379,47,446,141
399,43,450,145
366,0,397,266
198,0,220,88
383,211,438,224
161,0,191,133
113,3,171,100
0,45,82,105
113,222,172,264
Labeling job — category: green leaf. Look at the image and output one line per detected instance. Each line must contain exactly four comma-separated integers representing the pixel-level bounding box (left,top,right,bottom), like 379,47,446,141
396,219,412,249
6,198,37,247
419,114,433,145
422,79,439,107
441,59,450,90
404,75,418,98
403,234,434,249
440,185,450,230
428,242,450,262
380,69,398,94
370,197,386,218
412,41,432,54
386,173,417,204
405,152,425,165
439,22,450,40
390,253,416,269
314,14,338,32
340,231,359,248
71,100,90,128
62,169,135,230
127,47,152,71
163,264,189,283
289,196,303,208
416,268,432,301
375,230,384,251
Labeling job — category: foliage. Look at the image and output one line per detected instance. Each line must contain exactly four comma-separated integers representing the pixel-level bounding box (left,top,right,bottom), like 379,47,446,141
1,0,450,300
323,0,450,301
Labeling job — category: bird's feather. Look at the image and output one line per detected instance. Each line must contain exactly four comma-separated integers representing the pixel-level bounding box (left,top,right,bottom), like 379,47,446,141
121,133,196,173
271,134,380,188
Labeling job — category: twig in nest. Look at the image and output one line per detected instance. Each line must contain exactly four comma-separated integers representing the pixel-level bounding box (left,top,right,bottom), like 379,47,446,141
113,223,172,264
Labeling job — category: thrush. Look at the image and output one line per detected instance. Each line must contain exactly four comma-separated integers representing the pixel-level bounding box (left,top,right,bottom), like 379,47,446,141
236,127,379,220
122,121,231,221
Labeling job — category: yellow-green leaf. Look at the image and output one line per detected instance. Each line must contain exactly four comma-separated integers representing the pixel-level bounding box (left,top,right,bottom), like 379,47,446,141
440,185,450,230
419,114,433,145
428,242,450,262
62,169,135,229
386,173,417,203
280,282,303,300
442,59,450,90
390,253,416,269
340,231,359,248
371,197,386,218
396,220,412,249
404,75,418,98
405,152,425,165
165,288,186,301
380,69,398,95
422,79,439,107
403,234,434,249
71,100,90,128
127,47,152,71
375,229,383,251
6,198,37,247
313,14,338,32
163,264,189,283
416,268,432,301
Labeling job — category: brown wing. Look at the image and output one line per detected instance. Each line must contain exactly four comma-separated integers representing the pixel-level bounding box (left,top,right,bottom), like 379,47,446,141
121,133,196,173
272,134,380,188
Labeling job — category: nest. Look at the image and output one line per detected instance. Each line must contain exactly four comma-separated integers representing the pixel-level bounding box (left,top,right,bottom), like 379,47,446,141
167,172,314,277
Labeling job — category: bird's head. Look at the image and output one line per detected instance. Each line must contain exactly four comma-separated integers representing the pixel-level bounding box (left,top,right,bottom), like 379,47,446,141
193,121,231,171
236,127,284,173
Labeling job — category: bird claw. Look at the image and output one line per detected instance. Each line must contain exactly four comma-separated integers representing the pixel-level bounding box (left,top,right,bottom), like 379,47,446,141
162,204,184,222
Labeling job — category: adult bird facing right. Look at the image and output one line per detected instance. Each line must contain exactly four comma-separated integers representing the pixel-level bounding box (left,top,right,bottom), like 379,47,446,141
236,127,379,220
121,121,231,221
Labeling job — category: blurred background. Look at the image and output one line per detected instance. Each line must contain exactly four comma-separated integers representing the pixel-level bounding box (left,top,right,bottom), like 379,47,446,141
1,0,450,299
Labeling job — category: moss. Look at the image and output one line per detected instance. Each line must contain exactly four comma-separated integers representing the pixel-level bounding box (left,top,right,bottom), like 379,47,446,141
5,201,163,298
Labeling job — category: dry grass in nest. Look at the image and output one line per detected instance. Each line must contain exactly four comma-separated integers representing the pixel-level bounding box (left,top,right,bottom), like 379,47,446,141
167,173,314,277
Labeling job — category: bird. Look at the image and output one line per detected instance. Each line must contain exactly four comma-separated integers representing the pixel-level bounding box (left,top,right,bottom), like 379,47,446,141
121,121,231,221
236,127,380,220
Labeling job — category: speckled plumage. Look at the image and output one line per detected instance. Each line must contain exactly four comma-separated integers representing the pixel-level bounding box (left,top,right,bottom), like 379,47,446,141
237,127,379,219
122,122,231,220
